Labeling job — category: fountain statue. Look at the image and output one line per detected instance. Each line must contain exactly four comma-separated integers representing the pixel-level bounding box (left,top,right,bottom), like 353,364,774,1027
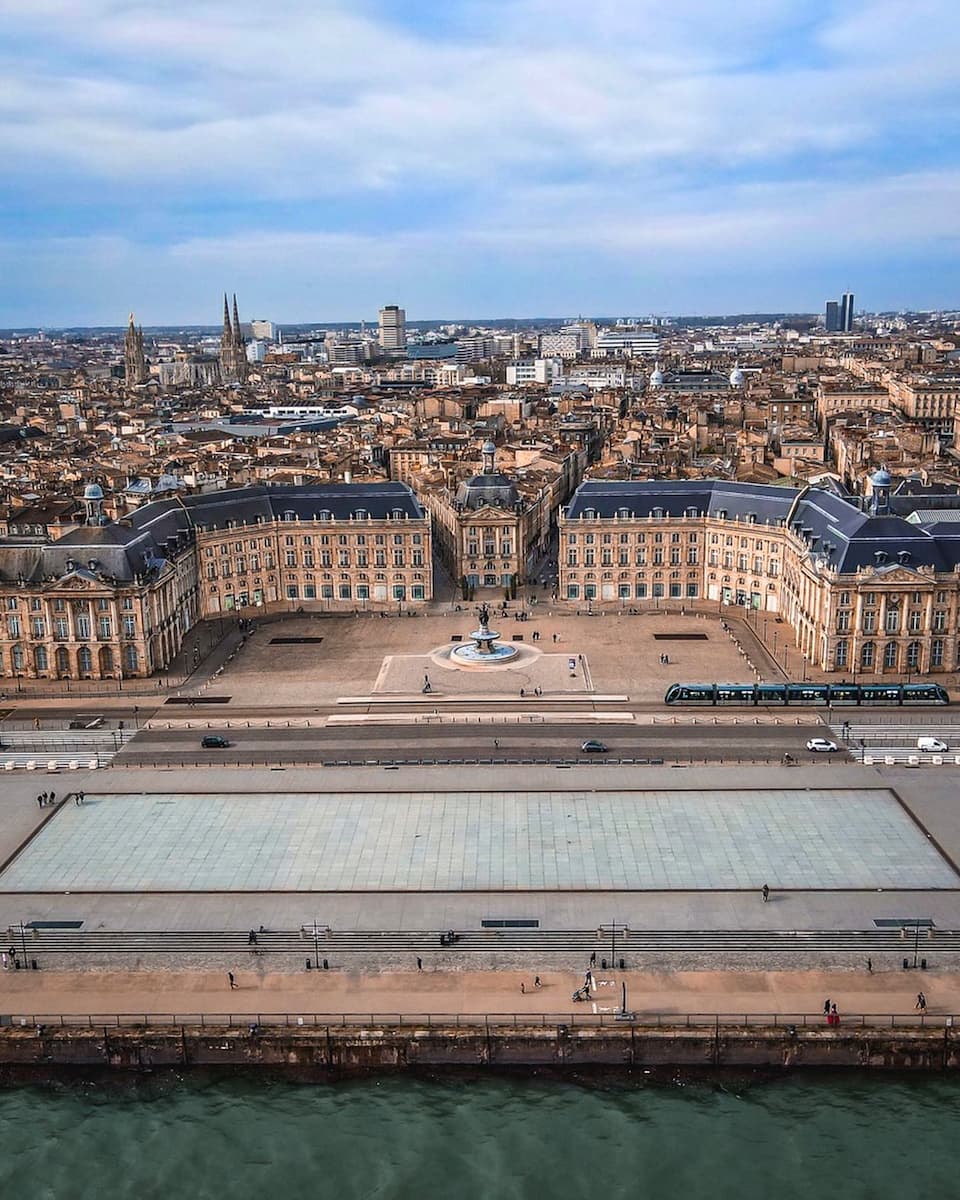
449,601,519,666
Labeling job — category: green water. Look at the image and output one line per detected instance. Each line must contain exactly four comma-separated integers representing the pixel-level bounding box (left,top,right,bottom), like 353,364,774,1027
1,1073,956,1199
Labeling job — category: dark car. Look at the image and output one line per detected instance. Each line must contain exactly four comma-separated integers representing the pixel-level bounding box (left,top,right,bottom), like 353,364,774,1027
201,735,230,749
580,739,608,753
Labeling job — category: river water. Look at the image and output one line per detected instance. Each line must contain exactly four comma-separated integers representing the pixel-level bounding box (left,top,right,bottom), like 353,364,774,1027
1,1073,955,1199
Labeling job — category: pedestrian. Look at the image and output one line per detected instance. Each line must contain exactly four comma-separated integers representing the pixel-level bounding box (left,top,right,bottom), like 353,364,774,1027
534,975,542,988
36,794,43,809
228,971,237,990
49,792,55,805
0,952,7,970
520,688,525,698
761,883,770,903
578,653,583,664
33,718,40,731
830,1004,840,1026
416,956,423,971
74,793,81,806
520,981,525,994
823,998,831,1016
590,950,597,968
248,930,258,945
80,791,84,803
494,739,500,749
866,958,873,974
916,992,927,1012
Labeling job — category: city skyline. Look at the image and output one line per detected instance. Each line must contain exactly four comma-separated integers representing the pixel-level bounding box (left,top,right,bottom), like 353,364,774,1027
1,0,958,325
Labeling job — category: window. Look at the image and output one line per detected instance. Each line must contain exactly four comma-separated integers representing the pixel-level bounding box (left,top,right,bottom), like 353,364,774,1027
934,610,947,631
123,616,136,638
836,612,850,632
835,640,848,668
906,641,921,670
861,642,875,668
286,585,299,599
75,614,91,640
78,646,93,675
862,612,877,634
884,608,900,633
883,641,898,669
124,646,139,673
35,645,48,672
31,618,45,639
908,611,922,632
98,617,111,640
932,638,945,667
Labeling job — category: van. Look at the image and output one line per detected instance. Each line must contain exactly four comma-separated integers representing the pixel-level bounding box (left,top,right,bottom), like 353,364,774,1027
917,736,948,753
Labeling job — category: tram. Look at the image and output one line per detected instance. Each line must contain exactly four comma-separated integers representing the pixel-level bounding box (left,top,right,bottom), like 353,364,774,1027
663,681,950,706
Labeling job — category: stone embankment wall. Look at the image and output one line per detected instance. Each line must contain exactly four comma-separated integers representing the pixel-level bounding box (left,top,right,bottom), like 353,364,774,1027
0,1025,957,1073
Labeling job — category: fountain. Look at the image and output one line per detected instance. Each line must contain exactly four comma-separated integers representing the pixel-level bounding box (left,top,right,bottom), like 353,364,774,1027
449,603,520,666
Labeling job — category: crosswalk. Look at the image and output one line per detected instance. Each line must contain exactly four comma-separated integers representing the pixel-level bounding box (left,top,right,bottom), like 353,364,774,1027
827,722,960,764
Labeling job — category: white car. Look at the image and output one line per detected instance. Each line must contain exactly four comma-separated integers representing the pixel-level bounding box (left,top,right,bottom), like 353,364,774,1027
918,737,948,753
806,737,839,753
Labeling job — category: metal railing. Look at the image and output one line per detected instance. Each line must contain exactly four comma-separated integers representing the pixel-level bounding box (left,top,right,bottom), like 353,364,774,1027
7,1010,955,1031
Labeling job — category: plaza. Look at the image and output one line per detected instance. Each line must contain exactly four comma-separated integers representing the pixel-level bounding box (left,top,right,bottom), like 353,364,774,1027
0,784,955,895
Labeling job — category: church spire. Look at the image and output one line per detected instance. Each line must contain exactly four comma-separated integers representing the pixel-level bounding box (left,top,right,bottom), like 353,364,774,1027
222,292,232,340
232,294,242,347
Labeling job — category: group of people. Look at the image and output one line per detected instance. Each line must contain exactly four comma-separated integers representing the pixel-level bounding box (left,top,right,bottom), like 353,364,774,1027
35,791,56,807
658,653,671,665
518,687,544,697
824,999,841,1025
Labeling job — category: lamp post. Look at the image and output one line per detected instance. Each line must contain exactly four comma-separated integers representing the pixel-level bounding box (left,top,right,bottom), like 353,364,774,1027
17,921,27,967
312,919,320,970
600,920,628,969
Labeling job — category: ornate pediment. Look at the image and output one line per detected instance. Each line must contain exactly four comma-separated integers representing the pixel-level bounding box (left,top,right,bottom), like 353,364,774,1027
46,570,113,593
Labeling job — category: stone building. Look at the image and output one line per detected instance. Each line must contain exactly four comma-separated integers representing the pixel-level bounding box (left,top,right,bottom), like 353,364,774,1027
219,293,248,385
0,482,430,680
123,313,148,387
560,470,960,676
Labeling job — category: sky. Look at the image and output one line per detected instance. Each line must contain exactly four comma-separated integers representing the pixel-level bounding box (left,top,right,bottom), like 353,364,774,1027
1,0,958,326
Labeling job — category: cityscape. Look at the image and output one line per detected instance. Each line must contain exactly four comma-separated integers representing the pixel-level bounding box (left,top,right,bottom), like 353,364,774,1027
3,0,960,1194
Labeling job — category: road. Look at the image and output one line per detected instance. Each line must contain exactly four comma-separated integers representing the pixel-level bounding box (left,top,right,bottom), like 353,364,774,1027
114,721,843,765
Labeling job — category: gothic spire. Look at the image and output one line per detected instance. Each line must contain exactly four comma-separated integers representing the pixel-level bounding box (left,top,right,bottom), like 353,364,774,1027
232,294,242,347
222,293,232,340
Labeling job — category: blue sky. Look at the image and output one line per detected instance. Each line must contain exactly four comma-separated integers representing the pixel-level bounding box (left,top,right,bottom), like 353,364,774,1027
1,0,958,325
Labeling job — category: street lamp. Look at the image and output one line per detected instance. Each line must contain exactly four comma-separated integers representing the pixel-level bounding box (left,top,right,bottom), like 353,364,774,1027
600,920,628,969
16,921,27,968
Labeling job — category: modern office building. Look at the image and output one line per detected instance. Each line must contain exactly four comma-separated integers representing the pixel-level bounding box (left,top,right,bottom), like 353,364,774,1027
840,292,855,333
825,300,841,333
559,473,960,676
378,305,407,355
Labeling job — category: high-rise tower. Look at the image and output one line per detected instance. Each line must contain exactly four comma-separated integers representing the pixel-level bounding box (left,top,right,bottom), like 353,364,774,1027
124,313,148,386
378,304,407,355
825,300,841,333
219,292,248,383
840,292,855,333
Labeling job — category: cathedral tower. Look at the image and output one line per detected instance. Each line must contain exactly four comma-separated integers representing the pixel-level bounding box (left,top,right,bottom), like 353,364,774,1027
124,313,148,387
219,292,248,383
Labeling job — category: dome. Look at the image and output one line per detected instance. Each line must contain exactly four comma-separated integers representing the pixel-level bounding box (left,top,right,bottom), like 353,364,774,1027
83,482,104,501
481,440,497,457
729,365,745,386
870,467,892,487
455,473,520,511
649,362,664,388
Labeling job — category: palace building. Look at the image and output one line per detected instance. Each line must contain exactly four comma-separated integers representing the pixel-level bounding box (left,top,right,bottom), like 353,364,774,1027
0,483,430,681
560,472,960,676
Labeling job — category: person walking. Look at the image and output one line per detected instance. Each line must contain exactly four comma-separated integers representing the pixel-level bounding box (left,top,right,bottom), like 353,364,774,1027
416,957,423,971
36,794,43,809
534,975,542,988
823,998,831,1017
866,958,873,973
493,739,500,749
916,992,927,1012
761,883,770,903
520,981,525,994
830,1003,840,1026
590,950,597,968
228,971,237,990
49,792,55,805
248,930,258,945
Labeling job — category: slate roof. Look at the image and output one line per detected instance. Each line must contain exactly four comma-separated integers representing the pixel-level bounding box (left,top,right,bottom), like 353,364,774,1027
0,483,424,585
565,479,960,576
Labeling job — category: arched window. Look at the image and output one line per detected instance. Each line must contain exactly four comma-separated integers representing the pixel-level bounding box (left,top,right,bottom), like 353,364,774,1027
124,645,139,673
77,646,93,675
906,641,921,670
11,645,24,672
834,640,848,668
861,642,875,669
55,646,70,677
34,645,48,673
883,641,898,669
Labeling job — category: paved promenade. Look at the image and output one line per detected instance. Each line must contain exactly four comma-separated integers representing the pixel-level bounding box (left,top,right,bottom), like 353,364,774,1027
0,967,953,1020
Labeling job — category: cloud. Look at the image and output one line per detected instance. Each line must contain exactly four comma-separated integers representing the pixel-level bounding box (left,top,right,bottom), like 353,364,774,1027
0,0,957,320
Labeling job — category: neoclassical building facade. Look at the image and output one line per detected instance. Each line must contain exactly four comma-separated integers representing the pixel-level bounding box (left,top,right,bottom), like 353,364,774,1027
560,474,960,676
0,483,430,680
